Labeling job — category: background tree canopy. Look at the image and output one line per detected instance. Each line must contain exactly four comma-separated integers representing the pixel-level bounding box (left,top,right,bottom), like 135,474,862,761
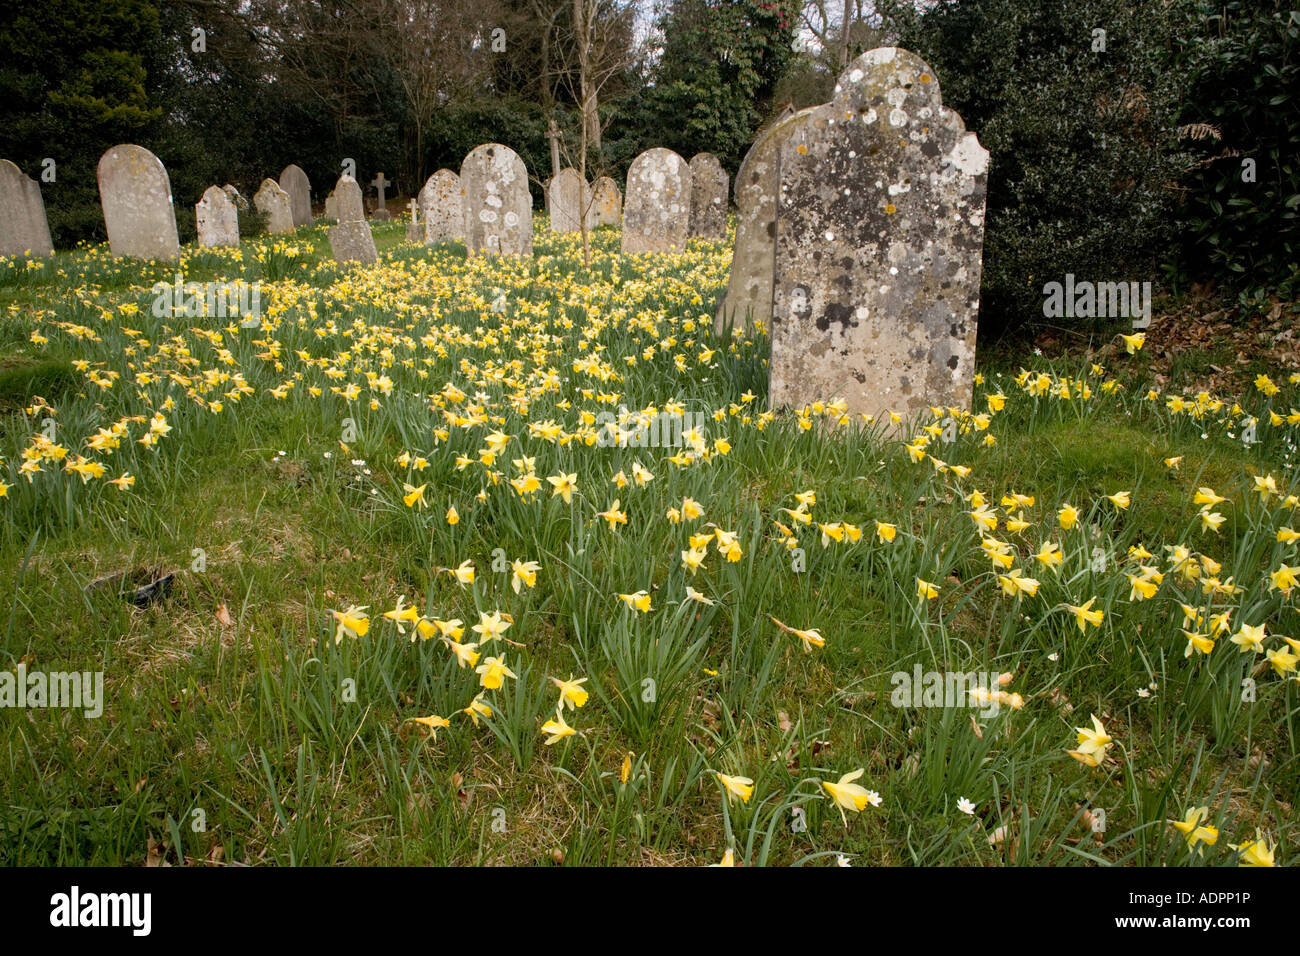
0,0,1295,334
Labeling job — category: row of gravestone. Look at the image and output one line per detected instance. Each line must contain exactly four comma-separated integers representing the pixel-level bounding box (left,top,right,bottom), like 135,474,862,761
0,48,988,423
2,142,729,263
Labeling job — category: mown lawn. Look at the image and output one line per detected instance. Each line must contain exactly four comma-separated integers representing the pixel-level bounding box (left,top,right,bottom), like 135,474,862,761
0,219,1293,866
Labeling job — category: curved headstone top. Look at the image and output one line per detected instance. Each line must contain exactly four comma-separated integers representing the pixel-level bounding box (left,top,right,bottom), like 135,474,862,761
97,144,180,261
591,177,621,228
419,169,465,243
769,47,989,423
687,153,728,240
196,185,239,248
279,164,313,228
460,143,532,257
621,147,690,255
549,167,589,233
253,178,294,234
0,159,54,257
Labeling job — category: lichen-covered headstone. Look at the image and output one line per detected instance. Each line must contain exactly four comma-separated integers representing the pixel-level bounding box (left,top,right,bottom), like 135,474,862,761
0,159,54,257
97,144,180,261
419,169,464,243
687,153,728,240
715,108,816,333
254,178,294,234
591,177,621,228
279,164,313,228
549,167,589,233
324,190,339,221
327,175,378,265
460,144,532,257
196,185,239,248
621,148,690,255
770,48,988,422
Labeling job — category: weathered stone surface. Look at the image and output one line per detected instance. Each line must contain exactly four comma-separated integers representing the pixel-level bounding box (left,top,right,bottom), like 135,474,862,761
687,152,728,240
333,175,366,222
715,108,816,332
591,176,621,227
769,47,989,422
254,178,294,234
549,167,590,233
621,148,690,255
327,175,378,265
279,164,313,227
223,184,248,211
0,159,54,257
419,169,464,243
329,220,379,264
196,185,239,248
324,191,339,220
96,144,180,261
460,144,532,257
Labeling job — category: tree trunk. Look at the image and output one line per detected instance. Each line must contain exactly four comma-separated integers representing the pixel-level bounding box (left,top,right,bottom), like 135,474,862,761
839,0,852,68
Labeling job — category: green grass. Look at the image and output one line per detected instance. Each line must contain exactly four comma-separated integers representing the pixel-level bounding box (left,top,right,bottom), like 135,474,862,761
0,218,1295,867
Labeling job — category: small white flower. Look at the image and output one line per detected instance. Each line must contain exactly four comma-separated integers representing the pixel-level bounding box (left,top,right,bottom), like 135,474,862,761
836,854,852,867
1048,652,1060,662
957,796,976,815
866,790,882,807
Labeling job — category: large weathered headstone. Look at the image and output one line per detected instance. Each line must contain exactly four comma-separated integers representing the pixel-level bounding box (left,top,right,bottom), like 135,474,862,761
418,169,464,243
254,178,294,234
716,108,816,332
279,164,313,228
621,148,690,255
369,172,391,220
460,144,533,257
0,159,54,257
769,47,989,422
688,153,728,240
328,175,378,265
195,185,239,248
549,167,589,233
96,145,180,261
591,176,621,228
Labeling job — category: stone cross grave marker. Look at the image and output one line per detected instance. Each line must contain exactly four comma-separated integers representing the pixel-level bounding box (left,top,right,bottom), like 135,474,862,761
370,172,391,220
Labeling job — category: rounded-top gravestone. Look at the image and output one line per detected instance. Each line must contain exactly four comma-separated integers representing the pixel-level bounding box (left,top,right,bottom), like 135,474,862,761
769,47,989,424
460,144,533,257
97,145,180,261
687,152,728,240
621,148,690,255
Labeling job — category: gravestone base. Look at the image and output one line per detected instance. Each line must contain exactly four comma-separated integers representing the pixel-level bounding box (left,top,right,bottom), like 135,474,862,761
329,220,378,264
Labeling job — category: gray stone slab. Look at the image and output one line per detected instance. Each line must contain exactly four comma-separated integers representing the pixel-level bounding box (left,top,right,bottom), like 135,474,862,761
688,152,728,240
254,178,294,234
0,159,54,257
279,164,313,227
97,144,180,261
196,185,239,248
460,144,532,257
769,47,989,422
621,148,690,255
